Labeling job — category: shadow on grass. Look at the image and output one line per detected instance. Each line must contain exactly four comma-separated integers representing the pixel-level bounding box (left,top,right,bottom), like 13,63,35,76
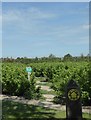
2,99,91,120
2,100,57,120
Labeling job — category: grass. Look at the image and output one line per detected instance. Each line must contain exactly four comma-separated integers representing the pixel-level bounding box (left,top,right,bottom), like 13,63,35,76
35,77,56,95
83,113,91,119
36,82,52,87
2,100,91,120
2,100,65,120
40,89,56,95
35,77,52,86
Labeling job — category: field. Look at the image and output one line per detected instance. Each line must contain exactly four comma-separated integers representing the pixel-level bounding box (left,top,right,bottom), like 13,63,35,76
1,61,91,119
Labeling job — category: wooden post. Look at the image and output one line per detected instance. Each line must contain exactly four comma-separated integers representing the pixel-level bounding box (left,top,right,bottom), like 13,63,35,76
66,80,82,120
28,72,31,81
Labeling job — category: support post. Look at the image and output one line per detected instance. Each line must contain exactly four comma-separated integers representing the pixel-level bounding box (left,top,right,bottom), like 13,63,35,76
28,72,31,81
66,80,82,120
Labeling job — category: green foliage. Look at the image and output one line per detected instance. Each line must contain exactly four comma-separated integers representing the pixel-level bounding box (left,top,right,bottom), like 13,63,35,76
24,73,41,99
2,63,41,99
2,61,91,105
50,62,91,105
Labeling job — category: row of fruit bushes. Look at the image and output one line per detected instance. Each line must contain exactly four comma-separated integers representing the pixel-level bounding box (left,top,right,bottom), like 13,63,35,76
1,62,91,105
31,62,91,105
1,63,41,99
49,62,91,106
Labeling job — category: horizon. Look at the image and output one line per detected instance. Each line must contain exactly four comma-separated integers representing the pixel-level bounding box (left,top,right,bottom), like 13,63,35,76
2,2,89,58
1,53,90,59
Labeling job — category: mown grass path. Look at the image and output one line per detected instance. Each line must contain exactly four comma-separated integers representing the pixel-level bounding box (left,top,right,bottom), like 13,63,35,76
0,79,91,114
0,79,91,119
36,80,65,111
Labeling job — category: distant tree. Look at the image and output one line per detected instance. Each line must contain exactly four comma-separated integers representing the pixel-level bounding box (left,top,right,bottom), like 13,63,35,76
63,54,73,61
35,57,38,61
48,54,56,58
81,53,84,58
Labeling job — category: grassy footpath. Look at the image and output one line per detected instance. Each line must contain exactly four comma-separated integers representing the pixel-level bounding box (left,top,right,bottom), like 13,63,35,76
2,100,91,120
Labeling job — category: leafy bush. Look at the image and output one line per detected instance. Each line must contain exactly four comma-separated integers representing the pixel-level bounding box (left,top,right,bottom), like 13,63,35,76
2,62,91,105
2,63,41,99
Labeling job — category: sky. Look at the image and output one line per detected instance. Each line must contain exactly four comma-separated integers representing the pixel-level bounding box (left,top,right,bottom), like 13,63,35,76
2,2,89,58
2,0,90,2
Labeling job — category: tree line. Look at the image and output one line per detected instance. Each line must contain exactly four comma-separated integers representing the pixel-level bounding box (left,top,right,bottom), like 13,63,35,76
1,53,90,64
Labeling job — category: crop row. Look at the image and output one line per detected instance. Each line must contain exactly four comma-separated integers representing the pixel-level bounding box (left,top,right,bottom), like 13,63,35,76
1,62,91,105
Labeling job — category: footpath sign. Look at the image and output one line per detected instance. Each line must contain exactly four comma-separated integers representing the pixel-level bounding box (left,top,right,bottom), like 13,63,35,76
26,67,32,80
66,80,82,120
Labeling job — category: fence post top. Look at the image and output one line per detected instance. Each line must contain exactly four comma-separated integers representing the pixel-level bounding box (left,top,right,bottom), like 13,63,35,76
67,80,79,87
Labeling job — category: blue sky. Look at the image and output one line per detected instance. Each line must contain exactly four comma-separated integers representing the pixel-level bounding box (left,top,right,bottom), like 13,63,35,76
0,2,2,58
2,2,89,58
2,0,90,2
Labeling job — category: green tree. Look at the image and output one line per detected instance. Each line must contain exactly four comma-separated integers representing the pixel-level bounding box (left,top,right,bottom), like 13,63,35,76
63,54,73,61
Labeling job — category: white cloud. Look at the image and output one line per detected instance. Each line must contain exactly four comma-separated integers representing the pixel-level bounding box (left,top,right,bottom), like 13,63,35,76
82,24,89,29
3,7,57,23
3,11,20,22
27,7,56,19
3,4,89,48
82,24,91,29
3,7,59,37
